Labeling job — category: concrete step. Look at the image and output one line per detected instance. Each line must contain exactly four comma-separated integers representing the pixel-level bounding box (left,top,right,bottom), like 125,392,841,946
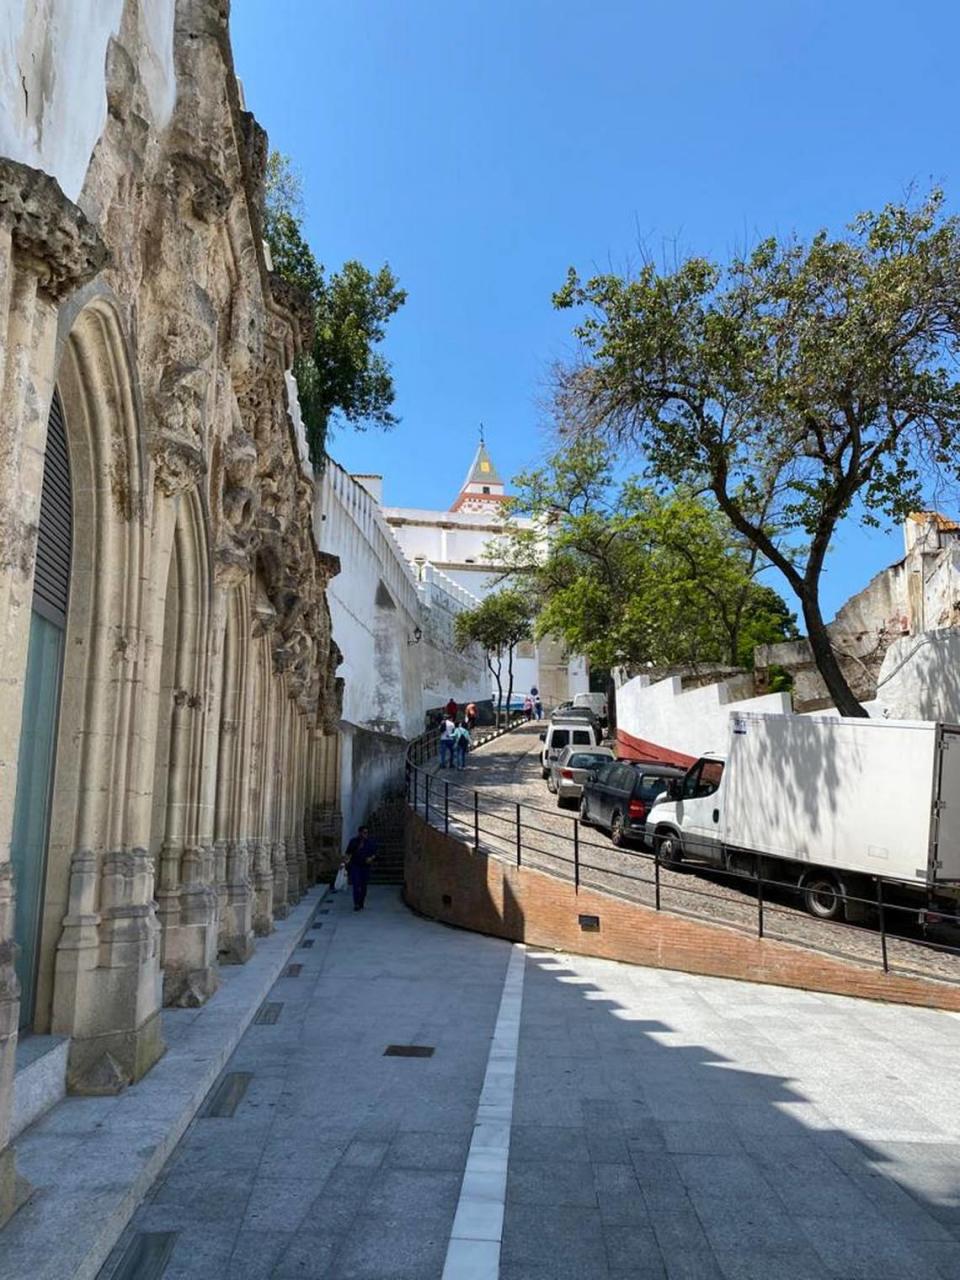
12,1034,69,1140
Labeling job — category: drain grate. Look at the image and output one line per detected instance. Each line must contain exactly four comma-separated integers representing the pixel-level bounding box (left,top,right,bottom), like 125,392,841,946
384,1045,435,1058
254,1002,283,1025
311,922,324,929
284,963,303,977
204,1071,253,1117
108,1231,177,1280
301,939,314,949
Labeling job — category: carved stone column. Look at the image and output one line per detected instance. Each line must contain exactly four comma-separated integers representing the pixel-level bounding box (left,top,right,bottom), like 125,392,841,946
0,159,107,1222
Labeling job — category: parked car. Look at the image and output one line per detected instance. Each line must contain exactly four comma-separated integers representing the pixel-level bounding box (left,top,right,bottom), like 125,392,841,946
580,761,685,847
547,745,616,807
539,721,602,776
573,691,608,724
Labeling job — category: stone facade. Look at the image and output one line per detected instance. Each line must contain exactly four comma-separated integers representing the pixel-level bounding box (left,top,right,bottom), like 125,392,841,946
756,513,960,711
0,1,343,1222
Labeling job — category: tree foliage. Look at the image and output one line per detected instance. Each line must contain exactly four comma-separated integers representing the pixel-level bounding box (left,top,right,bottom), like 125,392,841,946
496,437,797,674
454,589,535,725
264,153,407,464
553,190,960,715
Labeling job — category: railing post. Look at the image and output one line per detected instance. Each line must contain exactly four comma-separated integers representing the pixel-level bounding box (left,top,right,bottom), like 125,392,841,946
654,845,661,911
474,791,479,852
425,773,431,826
876,880,889,973
413,769,418,813
757,857,764,939
444,781,449,835
516,803,522,867
574,818,580,890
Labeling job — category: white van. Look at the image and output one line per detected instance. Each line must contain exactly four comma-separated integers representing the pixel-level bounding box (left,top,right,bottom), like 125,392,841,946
539,720,601,777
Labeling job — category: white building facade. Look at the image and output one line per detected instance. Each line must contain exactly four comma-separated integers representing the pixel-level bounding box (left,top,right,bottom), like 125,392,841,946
380,441,590,708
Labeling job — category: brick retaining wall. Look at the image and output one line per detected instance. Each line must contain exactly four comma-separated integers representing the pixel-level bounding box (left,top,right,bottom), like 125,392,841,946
404,811,960,1012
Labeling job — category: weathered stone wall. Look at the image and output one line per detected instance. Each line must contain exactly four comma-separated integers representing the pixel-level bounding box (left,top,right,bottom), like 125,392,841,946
0,0,341,1220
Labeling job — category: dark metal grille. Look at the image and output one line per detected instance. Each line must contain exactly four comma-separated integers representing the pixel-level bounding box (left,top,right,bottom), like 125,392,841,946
254,1002,283,1025
108,1231,177,1280
384,1044,435,1057
204,1071,253,1117
33,388,71,628
284,963,302,977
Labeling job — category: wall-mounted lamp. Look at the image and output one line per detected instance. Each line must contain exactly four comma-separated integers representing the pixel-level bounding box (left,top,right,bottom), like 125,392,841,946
408,625,423,646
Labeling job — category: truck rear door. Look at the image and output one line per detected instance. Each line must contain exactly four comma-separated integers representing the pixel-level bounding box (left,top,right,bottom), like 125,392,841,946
932,727,960,883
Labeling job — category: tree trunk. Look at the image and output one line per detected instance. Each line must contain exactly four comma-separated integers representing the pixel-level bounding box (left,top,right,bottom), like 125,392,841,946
487,652,503,728
505,645,515,729
801,594,867,717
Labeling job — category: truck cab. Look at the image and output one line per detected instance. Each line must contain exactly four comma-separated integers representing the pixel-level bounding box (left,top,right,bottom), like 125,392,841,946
646,753,727,866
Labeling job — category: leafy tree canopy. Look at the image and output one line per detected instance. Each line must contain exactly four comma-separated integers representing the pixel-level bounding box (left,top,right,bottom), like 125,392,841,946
496,437,797,674
264,154,406,463
454,589,535,723
553,190,960,715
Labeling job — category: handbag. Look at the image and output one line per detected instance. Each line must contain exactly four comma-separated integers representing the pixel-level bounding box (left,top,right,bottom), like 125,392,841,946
334,864,347,892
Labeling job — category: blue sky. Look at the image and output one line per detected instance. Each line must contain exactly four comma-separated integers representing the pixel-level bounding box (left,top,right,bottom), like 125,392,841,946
231,0,957,619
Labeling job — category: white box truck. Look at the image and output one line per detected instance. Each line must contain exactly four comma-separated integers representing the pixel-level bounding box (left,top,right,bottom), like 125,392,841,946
644,712,960,921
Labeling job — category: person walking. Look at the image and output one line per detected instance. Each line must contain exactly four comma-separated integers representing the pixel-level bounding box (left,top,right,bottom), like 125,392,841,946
345,825,377,912
453,720,472,769
465,701,478,731
439,714,456,768
445,696,459,721
523,694,534,722
531,687,543,720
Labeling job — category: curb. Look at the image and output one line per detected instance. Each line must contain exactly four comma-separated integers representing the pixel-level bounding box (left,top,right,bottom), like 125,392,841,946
1,886,328,1280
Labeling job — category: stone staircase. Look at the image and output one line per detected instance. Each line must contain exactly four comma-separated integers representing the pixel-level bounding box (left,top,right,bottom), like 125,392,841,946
364,796,408,884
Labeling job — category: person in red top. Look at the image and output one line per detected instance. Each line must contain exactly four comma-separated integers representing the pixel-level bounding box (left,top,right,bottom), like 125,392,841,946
445,697,458,720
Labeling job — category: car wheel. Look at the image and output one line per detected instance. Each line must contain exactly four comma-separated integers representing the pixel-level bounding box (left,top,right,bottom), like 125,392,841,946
579,797,591,825
556,793,571,809
546,774,557,793
541,766,550,779
802,876,843,921
658,831,682,865
611,812,625,847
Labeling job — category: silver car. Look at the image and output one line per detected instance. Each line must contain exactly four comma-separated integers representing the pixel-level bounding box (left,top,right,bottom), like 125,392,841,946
547,744,615,808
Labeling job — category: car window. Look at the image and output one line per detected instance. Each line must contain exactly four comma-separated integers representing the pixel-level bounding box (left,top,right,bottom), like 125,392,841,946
606,763,632,790
572,730,593,744
594,762,617,784
568,753,606,769
550,729,569,749
637,774,675,803
682,760,724,798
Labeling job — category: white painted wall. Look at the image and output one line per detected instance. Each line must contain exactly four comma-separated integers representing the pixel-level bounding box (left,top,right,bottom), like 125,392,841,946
0,0,176,201
315,460,489,740
873,629,960,723
617,673,793,760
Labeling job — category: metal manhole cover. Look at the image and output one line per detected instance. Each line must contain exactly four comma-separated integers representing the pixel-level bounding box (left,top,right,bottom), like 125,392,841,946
383,1045,434,1058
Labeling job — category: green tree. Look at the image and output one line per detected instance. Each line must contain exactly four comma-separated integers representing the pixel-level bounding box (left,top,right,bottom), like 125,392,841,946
496,437,796,675
454,590,534,726
264,153,407,463
554,190,960,716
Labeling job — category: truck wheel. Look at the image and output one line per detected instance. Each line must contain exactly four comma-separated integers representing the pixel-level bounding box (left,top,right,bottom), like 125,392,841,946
802,876,843,921
658,832,682,866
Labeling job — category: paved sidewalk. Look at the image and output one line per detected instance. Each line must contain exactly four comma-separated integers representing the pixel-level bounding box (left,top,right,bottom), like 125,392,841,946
97,888,960,1280
98,889,512,1280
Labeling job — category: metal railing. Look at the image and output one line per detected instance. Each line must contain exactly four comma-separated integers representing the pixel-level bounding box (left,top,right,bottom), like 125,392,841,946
404,743,960,983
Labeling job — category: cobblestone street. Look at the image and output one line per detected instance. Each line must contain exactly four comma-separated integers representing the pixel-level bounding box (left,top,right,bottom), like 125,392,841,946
422,724,960,987
96,884,960,1279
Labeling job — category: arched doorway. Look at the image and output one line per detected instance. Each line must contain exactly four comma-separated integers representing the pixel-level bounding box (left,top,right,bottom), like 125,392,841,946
9,390,71,1027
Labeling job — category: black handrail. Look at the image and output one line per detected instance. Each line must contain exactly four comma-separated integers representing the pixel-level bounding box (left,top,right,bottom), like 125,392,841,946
404,738,960,981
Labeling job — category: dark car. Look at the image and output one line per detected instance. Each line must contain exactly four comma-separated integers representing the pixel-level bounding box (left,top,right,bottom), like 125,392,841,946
579,761,686,847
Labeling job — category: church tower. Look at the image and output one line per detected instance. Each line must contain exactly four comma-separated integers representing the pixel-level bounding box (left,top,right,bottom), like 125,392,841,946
450,432,508,514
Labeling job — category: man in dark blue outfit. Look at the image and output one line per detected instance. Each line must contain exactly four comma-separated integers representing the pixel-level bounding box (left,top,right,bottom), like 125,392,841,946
345,825,377,911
